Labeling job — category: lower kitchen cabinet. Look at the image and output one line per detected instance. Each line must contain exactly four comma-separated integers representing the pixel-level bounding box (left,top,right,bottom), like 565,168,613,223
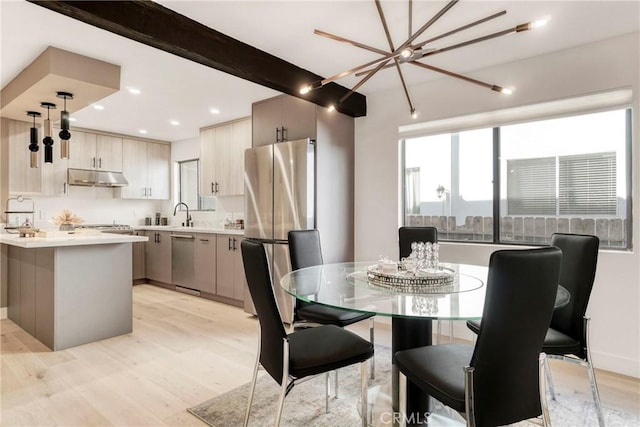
194,234,216,294
216,234,246,302
145,231,171,284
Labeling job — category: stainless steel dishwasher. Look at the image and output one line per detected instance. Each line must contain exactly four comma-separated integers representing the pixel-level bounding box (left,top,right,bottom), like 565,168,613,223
171,233,195,291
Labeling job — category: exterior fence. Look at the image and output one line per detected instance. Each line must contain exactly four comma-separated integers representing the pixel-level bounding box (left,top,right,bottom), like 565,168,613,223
406,215,626,248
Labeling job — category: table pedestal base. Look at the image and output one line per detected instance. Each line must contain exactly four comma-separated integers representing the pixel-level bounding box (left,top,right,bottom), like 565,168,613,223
392,317,433,424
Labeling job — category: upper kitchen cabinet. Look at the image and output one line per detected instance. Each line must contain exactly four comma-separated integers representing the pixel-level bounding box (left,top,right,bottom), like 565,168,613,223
199,117,251,197
67,133,122,172
252,95,316,146
7,119,42,194
120,139,170,200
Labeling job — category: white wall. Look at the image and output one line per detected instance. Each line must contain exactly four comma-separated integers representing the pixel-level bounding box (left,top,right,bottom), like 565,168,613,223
355,32,640,377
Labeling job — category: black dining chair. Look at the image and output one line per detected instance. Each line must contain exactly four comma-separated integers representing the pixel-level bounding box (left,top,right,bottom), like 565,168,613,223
466,233,604,427
288,229,376,379
398,226,451,343
395,247,562,427
241,239,373,427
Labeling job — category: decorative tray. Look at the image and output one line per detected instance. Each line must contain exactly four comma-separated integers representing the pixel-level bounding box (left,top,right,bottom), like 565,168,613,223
366,265,456,293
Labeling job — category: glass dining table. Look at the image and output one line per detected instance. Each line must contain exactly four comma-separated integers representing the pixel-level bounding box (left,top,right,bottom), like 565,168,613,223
280,261,570,419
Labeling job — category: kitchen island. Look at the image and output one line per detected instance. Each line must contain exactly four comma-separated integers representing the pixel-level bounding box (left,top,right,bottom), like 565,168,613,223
1,232,148,350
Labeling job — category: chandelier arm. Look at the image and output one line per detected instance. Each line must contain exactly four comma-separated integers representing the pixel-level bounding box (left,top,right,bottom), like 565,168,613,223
419,24,530,59
408,0,413,39
339,57,393,104
410,61,495,91
314,29,389,56
394,59,415,114
399,0,459,50
413,10,507,50
375,0,396,51
354,62,397,77
320,54,401,86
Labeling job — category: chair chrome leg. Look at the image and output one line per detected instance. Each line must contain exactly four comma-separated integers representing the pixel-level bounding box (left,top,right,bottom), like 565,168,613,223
335,370,339,399
243,341,261,427
544,356,556,401
370,317,376,379
399,372,407,427
584,317,605,427
325,372,330,414
275,339,290,427
436,320,442,345
464,366,476,427
539,354,552,427
361,360,369,427
449,320,454,343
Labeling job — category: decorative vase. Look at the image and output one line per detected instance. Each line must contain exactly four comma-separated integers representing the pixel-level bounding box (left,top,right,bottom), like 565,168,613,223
59,223,74,231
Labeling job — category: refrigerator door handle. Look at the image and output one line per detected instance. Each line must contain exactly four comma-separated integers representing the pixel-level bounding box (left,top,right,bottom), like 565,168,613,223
275,127,281,142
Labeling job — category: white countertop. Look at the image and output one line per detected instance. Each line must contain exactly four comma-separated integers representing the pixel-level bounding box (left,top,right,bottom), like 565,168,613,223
135,226,245,236
0,232,148,248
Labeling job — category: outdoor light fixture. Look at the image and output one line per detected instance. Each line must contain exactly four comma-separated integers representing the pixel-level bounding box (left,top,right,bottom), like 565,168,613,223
41,101,56,163
299,0,544,117
57,91,73,159
27,111,41,168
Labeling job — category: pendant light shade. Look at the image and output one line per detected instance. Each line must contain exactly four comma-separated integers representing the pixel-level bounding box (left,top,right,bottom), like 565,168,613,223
56,92,73,159
41,102,56,164
27,111,41,168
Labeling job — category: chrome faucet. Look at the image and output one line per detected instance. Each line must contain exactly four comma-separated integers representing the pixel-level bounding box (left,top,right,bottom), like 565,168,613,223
173,202,192,227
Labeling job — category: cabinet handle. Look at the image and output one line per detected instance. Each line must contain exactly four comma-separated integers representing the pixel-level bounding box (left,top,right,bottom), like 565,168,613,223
215,182,219,194
149,187,152,197
199,238,209,243
282,126,287,141
63,183,67,194
98,157,102,168
211,182,215,194
155,233,160,243
92,157,96,168
276,127,281,142
228,237,232,251
232,238,237,251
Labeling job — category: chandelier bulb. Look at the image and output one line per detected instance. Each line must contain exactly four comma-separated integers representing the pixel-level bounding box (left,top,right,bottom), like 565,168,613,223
327,104,336,112
411,109,418,119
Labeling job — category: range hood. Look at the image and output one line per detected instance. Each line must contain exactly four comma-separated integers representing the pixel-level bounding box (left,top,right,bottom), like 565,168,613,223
67,168,128,187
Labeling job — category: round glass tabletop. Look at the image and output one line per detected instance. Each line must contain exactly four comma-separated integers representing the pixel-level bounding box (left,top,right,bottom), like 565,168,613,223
280,261,570,320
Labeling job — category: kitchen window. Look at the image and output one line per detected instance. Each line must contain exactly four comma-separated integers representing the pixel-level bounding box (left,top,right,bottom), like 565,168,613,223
178,159,201,210
402,107,631,249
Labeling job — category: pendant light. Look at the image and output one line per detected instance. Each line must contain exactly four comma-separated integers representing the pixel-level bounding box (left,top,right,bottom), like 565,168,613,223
57,91,73,159
41,102,56,163
27,111,41,168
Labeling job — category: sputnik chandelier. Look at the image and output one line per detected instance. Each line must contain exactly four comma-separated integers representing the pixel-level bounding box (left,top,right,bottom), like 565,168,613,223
300,0,547,118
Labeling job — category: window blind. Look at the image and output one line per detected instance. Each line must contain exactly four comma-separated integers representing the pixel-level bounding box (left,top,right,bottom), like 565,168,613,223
559,152,616,215
507,157,556,215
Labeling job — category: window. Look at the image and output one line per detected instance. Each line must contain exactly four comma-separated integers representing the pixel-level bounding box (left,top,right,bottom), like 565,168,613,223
402,108,631,249
178,159,200,210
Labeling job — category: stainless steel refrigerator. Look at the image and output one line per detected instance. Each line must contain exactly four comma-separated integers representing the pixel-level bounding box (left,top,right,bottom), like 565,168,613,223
243,138,315,323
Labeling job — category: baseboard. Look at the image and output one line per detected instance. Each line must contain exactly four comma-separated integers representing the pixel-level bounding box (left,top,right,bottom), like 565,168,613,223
0,307,7,320
591,349,640,379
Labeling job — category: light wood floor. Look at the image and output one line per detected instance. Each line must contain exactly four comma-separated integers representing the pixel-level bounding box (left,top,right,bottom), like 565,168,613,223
1,284,638,426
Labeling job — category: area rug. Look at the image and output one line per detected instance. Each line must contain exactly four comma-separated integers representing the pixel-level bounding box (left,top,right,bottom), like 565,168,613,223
188,346,638,427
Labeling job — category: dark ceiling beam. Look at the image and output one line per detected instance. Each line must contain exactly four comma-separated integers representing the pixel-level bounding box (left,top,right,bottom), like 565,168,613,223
27,0,367,118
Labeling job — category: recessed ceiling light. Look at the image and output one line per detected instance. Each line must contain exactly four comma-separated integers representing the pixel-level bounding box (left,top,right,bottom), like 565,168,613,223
209,107,220,114
127,87,141,95
139,129,148,134
93,104,104,110
169,120,180,126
